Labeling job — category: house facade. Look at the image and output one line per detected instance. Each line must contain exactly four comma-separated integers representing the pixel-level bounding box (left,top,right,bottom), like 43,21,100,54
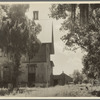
0,32,54,87
18,35,54,87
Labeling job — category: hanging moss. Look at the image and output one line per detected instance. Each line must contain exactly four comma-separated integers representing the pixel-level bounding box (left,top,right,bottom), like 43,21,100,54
91,4,100,10
71,4,76,22
79,4,89,26
71,4,76,33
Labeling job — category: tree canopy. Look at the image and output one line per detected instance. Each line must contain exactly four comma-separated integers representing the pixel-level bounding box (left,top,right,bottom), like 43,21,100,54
0,4,42,87
50,4,100,79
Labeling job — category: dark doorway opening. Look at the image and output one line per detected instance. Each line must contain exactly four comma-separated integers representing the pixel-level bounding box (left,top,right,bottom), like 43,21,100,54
28,73,35,87
54,79,58,86
28,64,37,87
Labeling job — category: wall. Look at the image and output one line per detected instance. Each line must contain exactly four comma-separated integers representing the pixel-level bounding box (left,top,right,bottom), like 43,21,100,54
0,54,13,84
16,43,53,87
18,62,51,87
46,44,53,86
36,63,47,83
22,44,47,63
35,63,47,87
18,63,28,84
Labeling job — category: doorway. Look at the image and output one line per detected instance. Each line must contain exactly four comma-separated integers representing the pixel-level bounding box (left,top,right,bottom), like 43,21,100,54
54,79,58,86
28,64,36,87
28,73,35,87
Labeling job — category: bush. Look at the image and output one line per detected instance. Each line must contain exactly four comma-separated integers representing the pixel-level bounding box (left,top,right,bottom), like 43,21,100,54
83,79,89,84
0,88,8,96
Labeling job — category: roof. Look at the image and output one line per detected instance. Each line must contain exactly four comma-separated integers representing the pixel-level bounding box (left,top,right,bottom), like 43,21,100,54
53,72,73,80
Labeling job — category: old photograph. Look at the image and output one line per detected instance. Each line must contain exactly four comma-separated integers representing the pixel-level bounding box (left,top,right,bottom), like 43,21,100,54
0,2,100,97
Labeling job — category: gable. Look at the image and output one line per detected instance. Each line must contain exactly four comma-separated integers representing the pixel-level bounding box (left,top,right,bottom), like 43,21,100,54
30,44,47,63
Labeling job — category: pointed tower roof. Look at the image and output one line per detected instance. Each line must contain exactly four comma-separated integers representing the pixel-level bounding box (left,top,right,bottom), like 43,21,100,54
47,22,55,54
52,22,54,44
50,22,54,54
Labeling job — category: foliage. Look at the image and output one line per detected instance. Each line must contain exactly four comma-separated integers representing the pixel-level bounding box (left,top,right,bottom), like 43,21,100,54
72,70,83,84
82,54,99,79
50,4,100,79
0,4,41,87
49,4,71,20
26,20,41,60
3,85,94,97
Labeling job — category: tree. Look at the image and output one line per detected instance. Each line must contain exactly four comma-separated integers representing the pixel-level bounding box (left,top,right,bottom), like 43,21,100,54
50,4,100,79
27,20,41,62
82,54,99,79
0,4,42,87
72,70,83,84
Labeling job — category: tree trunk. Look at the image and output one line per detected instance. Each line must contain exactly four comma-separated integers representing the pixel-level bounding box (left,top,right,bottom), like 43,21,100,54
79,4,89,26
71,4,76,33
13,52,21,88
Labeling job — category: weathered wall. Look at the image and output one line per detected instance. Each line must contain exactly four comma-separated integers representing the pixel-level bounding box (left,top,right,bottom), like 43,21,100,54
18,63,28,83
22,44,47,63
35,63,47,86
18,62,51,87
0,55,13,84
34,44,53,87
46,44,53,86
0,43,53,87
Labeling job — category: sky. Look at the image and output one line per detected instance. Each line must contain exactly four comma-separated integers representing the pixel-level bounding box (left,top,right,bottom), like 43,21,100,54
25,3,85,75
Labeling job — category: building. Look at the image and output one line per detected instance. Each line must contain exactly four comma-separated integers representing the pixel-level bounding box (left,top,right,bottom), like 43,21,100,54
0,11,55,87
51,72,73,86
0,11,72,87
0,26,54,87
18,27,54,87
0,23,73,87
0,50,14,87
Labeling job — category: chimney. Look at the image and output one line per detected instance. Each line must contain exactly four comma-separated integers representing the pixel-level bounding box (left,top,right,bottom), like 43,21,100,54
33,11,39,20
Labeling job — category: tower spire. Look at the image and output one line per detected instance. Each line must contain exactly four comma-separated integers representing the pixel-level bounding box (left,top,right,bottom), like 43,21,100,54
51,21,54,54
52,21,54,44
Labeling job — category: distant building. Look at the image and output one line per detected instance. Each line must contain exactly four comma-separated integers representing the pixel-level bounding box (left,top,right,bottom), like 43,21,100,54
50,72,73,86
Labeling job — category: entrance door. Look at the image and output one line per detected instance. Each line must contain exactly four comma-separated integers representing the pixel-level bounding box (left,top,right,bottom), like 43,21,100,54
54,79,58,86
28,64,37,87
28,73,35,87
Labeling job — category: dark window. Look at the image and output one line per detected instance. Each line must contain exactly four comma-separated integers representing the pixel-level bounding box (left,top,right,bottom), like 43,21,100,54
33,11,39,20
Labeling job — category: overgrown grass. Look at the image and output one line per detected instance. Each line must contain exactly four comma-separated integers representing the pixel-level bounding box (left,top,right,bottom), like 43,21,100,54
0,84,100,97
